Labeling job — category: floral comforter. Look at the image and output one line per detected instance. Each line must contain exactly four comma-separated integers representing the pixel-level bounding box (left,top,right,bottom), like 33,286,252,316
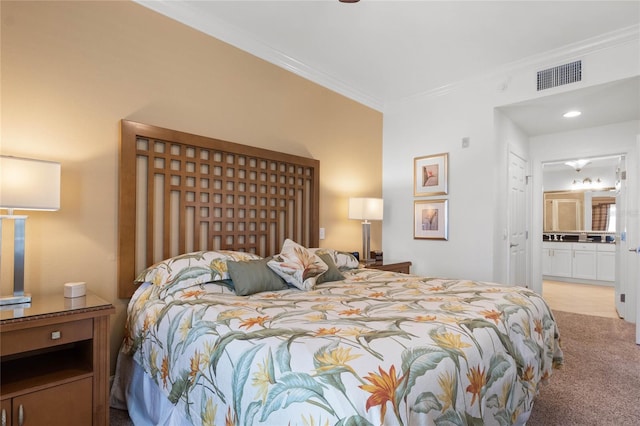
123,268,563,426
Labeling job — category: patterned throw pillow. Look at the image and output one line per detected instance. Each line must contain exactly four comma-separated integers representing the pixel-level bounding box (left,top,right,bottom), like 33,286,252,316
335,251,360,270
267,239,328,290
135,250,262,292
309,248,360,271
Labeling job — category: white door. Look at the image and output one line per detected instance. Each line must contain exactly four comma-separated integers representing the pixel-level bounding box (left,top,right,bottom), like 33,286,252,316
615,156,627,317
508,152,528,287
621,138,640,344
634,137,640,344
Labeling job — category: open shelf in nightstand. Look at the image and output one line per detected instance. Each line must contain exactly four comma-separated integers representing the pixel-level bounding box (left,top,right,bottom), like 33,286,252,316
1,341,93,398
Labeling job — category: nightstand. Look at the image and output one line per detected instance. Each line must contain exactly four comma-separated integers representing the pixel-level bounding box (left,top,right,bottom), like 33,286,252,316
0,293,115,426
365,261,412,274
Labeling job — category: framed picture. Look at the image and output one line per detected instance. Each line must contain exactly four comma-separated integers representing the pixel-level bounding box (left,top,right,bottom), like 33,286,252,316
414,153,448,196
414,199,448,240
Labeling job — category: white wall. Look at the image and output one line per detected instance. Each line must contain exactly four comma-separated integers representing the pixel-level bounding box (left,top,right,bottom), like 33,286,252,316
383,82,498,281
543,164,618,192
382,27,639,320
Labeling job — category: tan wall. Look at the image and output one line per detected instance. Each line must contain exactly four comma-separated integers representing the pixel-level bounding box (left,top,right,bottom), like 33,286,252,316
0,1,382,371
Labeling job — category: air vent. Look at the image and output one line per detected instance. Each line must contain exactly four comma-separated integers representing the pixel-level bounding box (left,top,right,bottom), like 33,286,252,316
537,60,582,91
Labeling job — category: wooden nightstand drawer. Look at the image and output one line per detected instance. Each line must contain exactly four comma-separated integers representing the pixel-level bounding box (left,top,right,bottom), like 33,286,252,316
0,318,92,356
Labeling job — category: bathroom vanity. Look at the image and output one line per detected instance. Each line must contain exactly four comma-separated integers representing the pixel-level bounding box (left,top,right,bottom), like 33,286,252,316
542,237,615,285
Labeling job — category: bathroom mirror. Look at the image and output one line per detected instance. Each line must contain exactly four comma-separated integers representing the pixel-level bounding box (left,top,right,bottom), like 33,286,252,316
543,156,620,233
543,190,616,232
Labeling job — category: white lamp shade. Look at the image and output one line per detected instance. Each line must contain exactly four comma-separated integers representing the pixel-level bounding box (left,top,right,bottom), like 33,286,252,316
0,156,61,211
348,197,384,221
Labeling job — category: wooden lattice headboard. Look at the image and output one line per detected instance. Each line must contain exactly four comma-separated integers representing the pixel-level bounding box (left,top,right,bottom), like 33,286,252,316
117,120,320,298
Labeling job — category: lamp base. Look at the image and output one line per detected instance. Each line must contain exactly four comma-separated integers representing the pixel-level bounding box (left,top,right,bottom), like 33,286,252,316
361,220,372,263
0,293,31,306
0,215,30,307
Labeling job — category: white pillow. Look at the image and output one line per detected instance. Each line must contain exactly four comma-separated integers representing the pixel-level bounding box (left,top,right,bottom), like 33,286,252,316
309,248,360,271
135,250,262,292
267,239,329,290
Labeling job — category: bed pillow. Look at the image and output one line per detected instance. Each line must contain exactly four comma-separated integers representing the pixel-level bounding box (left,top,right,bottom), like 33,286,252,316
227,257,288,296
309,248,360,271
335,250,360,270
315,252,345,284
267,239,328,290
135,250,262,292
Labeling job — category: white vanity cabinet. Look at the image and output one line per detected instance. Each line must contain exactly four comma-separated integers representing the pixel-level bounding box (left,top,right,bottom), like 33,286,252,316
572,243,597,280
542,242,572,278
542,242,615,283
596,244,616,281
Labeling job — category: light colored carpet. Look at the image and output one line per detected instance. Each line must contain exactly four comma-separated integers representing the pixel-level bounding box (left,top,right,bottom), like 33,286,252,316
527,310,640,426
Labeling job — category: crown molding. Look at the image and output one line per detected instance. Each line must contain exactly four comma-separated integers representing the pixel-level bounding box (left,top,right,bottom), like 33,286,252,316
391,24,640,107
135,0,385,111
501,24,639,76
137,1,637,113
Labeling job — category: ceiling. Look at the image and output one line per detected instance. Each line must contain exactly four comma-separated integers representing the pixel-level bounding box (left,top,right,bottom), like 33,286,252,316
137,1,640,133
499,76,640,136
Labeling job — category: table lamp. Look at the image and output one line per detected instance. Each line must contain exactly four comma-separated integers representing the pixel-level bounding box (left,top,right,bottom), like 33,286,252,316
348,197,383,263
0,156,61,305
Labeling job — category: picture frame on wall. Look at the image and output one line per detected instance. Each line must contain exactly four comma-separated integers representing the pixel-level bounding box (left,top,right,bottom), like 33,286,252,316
414,153,448,196
414,199,448,240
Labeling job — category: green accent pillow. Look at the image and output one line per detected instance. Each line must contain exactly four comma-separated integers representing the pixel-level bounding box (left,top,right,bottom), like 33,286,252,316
227,258,288,296
316,252,345,284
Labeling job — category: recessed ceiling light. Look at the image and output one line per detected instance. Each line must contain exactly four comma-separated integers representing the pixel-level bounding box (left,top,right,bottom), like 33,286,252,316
563,110,582,118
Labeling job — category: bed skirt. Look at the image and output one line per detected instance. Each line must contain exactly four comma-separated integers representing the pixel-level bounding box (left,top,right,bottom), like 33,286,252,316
110,348,189,426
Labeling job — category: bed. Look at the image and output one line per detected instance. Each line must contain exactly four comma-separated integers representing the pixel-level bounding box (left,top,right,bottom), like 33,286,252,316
111,121,563,425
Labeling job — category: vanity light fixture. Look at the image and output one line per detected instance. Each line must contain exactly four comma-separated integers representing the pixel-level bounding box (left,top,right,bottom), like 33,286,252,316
563,110,582,118
571,177,604,190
